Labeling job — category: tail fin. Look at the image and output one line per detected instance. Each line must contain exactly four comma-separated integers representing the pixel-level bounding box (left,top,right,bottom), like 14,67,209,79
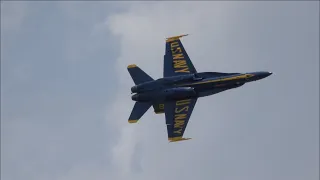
127,64,154,85
153,103,165,114
128,102,152,123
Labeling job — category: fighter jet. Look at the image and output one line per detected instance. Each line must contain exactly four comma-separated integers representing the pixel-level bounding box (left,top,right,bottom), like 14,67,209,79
127,34,272,142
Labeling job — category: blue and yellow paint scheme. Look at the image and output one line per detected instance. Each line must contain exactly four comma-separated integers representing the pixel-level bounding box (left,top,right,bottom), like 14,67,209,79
127,34,272,142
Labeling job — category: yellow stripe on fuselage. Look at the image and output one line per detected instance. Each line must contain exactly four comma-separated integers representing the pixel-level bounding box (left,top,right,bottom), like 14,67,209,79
177,74,253,86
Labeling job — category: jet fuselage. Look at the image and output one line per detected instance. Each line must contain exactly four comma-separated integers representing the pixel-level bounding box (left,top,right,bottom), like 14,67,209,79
127,34,273,142
131,71,272,102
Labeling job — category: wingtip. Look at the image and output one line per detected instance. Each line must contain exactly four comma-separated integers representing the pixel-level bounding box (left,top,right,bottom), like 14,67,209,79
168,137,192,142
166,34,189,42
127,64,137,68
128,119,138,123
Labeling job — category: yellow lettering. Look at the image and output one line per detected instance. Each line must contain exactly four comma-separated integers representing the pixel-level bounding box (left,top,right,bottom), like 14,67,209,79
173,60,188,68
172,47,182,54
174,129,182,134
174,120,184,128
176,99,190,106
172,53,184,60
175,106,189,113
171,42,179,48
175,68,190,73
174,113,187,120
159,104,164,110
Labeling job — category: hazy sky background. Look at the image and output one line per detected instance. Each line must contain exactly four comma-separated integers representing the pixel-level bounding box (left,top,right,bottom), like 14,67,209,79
1,2,319,180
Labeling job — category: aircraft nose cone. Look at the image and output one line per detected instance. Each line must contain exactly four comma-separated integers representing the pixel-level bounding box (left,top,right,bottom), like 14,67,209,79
265,72,272,77
248,71,272,82
257,71,273,80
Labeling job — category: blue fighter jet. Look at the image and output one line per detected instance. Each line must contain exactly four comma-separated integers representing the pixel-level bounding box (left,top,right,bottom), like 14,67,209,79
128,34,272,142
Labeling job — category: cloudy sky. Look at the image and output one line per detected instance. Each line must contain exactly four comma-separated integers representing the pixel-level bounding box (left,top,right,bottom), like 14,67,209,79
1,1,319,180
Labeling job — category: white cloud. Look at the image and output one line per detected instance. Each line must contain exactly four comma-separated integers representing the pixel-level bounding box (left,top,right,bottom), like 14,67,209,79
104,2,319,180
104,2,246,179
2,2,317,180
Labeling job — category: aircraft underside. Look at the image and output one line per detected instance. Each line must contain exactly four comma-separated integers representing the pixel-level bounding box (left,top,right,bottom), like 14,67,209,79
126,34,272,142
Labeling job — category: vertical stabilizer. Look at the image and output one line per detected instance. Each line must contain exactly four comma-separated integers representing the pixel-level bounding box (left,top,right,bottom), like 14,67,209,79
153,103,165,114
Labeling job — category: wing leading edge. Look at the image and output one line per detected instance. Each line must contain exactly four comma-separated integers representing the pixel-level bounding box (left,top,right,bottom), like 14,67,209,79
164,34,197,77
164,98,197,142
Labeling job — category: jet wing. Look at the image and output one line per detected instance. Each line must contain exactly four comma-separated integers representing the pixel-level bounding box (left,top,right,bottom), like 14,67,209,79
164,98,197,142
164,34,197,77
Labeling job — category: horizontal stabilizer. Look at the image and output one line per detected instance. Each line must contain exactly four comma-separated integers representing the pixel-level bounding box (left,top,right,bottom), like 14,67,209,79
128,102,152,123
127,64,154,85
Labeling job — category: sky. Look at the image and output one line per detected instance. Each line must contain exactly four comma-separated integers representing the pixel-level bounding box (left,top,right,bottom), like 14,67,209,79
1,1,319,180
